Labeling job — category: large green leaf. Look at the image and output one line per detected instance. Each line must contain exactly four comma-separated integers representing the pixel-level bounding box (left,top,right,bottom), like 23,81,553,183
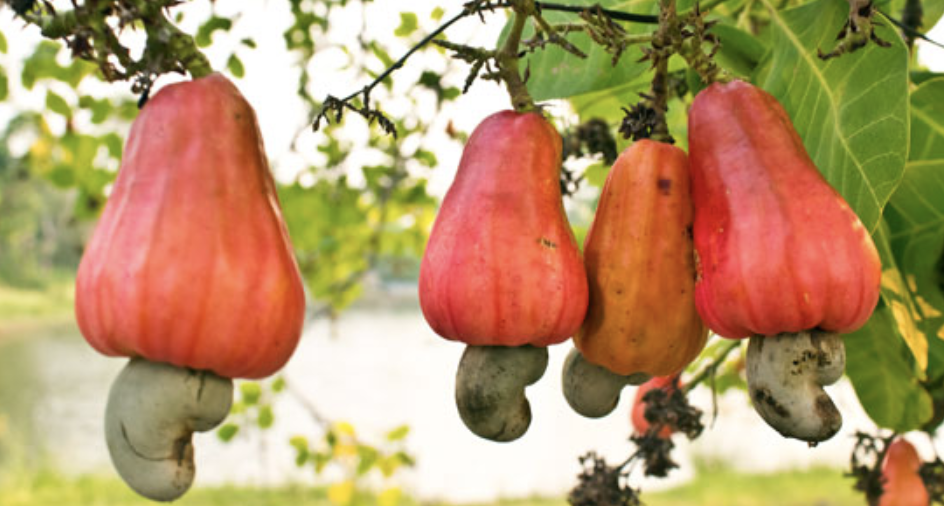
847,80,944,431
882,78,944,379
909,78,944,161
758,0,910,232
845,297,934,431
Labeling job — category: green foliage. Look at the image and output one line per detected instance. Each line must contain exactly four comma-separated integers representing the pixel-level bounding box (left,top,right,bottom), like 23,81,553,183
841,77,944,431
512,0,659,101
0,67,8,101
21,40,96,89
289,421,414,506
395,13,419,37
218,378,414,506
759,0,909,233
845,292,934,431
195,16,234,47
708,24,766,78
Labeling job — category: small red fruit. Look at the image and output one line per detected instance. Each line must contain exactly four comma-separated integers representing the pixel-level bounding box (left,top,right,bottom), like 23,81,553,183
631,375,679,438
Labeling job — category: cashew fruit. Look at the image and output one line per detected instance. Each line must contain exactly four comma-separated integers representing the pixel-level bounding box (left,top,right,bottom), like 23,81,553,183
562,347,649,418
455,345,548,442
631,375,679,438
879,438,929,506
418,110,588,347
746,331,845,443
105,358,233,502
75,73,306,380
575,139,706,376
687,79,881,340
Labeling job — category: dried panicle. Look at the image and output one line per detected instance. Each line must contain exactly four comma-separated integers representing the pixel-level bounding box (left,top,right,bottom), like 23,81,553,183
568,452,642,506
630,432,678,478
847,431,893,506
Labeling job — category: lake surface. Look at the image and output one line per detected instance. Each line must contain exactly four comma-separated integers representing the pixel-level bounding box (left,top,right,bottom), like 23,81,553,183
0,296,883,502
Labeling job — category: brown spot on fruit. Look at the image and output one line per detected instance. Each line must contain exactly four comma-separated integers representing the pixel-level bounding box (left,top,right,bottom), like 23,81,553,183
657,178,672,195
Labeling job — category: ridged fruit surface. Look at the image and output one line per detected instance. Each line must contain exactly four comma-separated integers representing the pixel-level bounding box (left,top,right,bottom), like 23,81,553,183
575,140,707,375
631,375,679,438
75,73,305,379
879,438,929,506
418,110,588,347
688,80,881,339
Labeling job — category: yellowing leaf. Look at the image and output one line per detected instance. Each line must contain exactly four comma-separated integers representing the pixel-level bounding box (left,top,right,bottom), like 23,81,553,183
378,487,402,506
333,421,356,436
333,442,358,458
327,480,355,505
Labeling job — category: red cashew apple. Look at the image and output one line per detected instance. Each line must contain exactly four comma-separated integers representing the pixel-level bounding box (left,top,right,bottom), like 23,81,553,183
419,110,588,441
879,438,929,506
688,79,881,443
631,376,680,438
75,73,305,500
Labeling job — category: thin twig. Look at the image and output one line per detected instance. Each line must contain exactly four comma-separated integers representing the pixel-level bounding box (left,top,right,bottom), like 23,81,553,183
314,0,661,132
880,9,944,49
682,339,742,394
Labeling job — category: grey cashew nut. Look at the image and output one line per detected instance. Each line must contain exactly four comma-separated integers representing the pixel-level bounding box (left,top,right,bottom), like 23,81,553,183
455,345,548,442
562,347,650,418
105,358,234,502
746,330,845,444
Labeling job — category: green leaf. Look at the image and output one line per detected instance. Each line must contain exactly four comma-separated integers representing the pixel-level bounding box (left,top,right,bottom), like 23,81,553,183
757,0,909,232
257,405,274,429
413,149,437,167
45,90,72,118
196,16,233,47
394,12,418,37
583,162,610,188
78,96,115,124
385,424,410,441
909,78,944,161
356,445,379,475
227,54,245,79
431,7,445,21
289,436,310,467
874,224,929,372
22,40,95,89
369,42,395,69
217,423,240,442
878,79,944,374
846,301,934,431
241,38,258,49
271,376,287,393
710,24,767,78
0,30,7,54
0,67,7,101
240,382,262,405
289,435,309,451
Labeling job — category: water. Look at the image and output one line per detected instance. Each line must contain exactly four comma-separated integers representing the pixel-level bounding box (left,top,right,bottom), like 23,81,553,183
0,300,880,503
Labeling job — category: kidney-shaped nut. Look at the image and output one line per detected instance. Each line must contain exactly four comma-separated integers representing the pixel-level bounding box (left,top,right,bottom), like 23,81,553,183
455,345,548,442
746,330,845,444
105,358,234,502
562,347,650,418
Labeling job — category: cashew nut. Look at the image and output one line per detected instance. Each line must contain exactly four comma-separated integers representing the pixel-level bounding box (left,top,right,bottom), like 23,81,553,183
455,345,548,442
746,330,845,444
105,358,234,502
562,347,650,418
